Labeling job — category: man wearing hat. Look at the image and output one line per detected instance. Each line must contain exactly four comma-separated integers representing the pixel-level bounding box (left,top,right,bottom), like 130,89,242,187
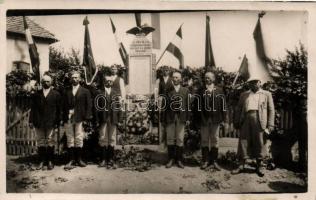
164,70,190,169
232,77,275,177
29,74,62,170
63,71,92,170
95,74,121,169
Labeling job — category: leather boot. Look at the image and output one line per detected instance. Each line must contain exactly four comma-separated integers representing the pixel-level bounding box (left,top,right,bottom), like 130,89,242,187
200,147,209,170
211,147,221,171
99,146,107,167
165,145,175,168
36,146,45,170
77,147,87,167
64,147,75,170
256,159,264,177
176,146,184,169
47,146,55,170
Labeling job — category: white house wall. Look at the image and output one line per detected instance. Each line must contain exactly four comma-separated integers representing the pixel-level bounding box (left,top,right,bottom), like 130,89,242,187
6,37,50,76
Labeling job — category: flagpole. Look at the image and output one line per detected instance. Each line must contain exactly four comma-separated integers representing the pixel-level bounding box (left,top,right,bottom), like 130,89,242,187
156,23,183,66
232,71,240,87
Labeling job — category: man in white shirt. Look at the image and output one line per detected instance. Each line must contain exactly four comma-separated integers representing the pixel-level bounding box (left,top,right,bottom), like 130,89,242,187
233,78,275,177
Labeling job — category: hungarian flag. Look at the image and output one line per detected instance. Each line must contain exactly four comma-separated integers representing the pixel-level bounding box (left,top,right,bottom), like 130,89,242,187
253,14,271,69
205,15,216,69
238,54,250,80
23,16,40,83
151,13,161,49
82,16,98,85
110,17,129,67
166,25,184,69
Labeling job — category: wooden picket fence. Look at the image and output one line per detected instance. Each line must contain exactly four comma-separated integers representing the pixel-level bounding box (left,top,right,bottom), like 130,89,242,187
6,107,294,156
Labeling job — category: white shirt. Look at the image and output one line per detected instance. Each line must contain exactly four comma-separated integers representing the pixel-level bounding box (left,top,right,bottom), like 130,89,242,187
246,89,261,111
105,87,111,95
163,76,169,83
43,88,51,98
174,84,180,93
113,75,126,101
206,84,215,93
72,85,80,96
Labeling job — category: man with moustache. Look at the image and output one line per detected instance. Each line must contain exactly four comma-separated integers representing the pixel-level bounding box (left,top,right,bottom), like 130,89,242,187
95,75,121,169
164,71,190,169
63,71,92,170
29,74,62,170
199,71,227,171
232,77,275,177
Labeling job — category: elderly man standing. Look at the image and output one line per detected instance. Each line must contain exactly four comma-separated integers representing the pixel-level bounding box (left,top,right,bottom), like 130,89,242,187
29,74,62,170
164,71,190,169
64,71,92,170
199,71,227,171
95,75,121,169
233,78,275,177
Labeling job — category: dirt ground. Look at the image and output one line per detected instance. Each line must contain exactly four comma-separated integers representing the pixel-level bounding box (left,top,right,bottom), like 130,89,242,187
6,139,307,194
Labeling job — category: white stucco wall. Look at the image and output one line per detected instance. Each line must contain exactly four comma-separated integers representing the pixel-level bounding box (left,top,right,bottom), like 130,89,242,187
6,36,50,76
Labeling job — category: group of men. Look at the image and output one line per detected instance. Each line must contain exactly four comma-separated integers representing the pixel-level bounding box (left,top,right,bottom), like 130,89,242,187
29,65,275,177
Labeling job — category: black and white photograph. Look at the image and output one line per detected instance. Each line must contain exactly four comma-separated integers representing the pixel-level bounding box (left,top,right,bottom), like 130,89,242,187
2,0,315,198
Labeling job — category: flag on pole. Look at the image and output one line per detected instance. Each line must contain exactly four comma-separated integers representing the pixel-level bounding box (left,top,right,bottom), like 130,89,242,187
238,54,250,80
23,16,40,83
253,12,271,70
82,16,98,85
205,15,216,69
151,13,161,49
165,25,184,69
135,13,142,27
110,17,129,67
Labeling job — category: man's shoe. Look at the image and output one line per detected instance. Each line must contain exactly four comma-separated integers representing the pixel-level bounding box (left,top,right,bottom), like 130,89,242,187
77,159,87,167
64,160,75,170
99,160,107,167
36,162,44,170
165,159,174,168
213,161,221,171
256,166,265,177
177,160,185,169
47,161,54,170
231,165,244,175
200,161,209,170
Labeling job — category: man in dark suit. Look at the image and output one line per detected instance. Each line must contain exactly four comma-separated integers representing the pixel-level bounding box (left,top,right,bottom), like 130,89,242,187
232,77,275,177
199,71,227,171
164,71,190,169
29,74,62,170
63,71,92,170
95,75,121,169
155,66,173,147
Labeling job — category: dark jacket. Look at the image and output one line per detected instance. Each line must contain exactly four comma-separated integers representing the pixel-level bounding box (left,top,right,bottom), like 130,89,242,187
163,85,191,124
64,85,93,123
158,76,173,96
29,88,62,129
199,85,227,125
95,88,121,124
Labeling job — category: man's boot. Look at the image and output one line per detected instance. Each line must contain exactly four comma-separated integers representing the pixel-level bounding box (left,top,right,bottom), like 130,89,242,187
77,147,87,167
176,146,185,169
231,159,245,175
211,147,221,171
256,159,264,177
165,145,175,168
99,146,107,167
47,146,55,170
64,147,75,170
36,146,45,170
107,146,117,169
200,147,209,170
